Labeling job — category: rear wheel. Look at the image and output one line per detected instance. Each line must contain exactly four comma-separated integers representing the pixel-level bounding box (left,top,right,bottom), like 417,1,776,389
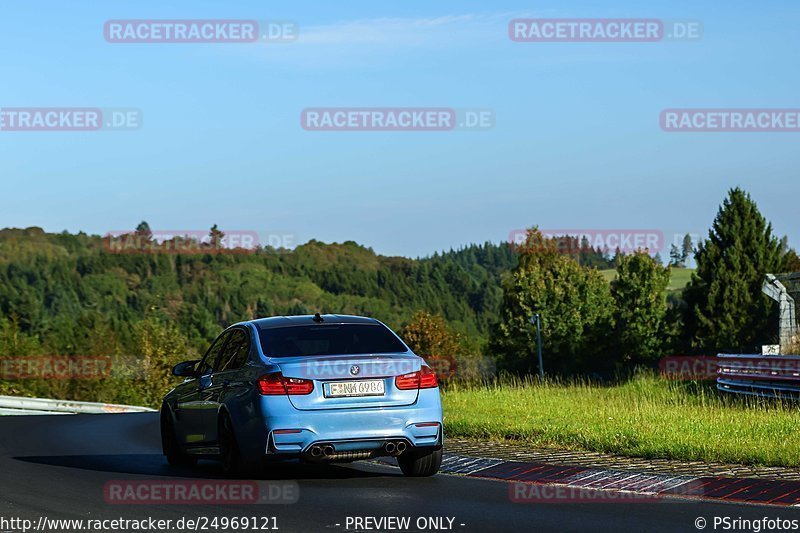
219,413,244,476
160,405,197,467
397,446,442,477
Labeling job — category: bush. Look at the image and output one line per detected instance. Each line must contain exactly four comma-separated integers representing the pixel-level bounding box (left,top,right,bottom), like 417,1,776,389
400,311,489,382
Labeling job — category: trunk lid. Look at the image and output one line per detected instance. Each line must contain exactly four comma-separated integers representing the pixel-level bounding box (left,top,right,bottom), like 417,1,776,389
275,353,421,410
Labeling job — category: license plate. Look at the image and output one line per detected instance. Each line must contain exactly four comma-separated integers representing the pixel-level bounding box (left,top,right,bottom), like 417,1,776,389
326,380,385,398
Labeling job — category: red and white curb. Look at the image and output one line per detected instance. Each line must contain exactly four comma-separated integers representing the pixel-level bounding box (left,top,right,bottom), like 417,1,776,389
386,453,800,507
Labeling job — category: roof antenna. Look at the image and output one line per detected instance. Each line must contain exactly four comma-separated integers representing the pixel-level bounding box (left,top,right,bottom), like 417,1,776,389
313,313,324,323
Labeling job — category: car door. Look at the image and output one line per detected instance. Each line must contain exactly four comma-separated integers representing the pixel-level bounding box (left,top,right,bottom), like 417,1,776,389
202,327,251,443
174,331,231,446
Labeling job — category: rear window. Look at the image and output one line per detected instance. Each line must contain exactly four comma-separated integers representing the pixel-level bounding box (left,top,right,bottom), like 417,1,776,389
258,324,408,357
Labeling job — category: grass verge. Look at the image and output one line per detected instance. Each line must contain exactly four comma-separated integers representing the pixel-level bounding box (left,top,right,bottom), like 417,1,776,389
441,375,800,467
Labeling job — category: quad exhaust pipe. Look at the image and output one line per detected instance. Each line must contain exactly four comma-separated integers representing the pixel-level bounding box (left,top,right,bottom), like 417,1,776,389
307,440,409,460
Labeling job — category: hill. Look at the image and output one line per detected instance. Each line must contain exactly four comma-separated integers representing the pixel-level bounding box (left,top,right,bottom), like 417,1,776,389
0,227,516,356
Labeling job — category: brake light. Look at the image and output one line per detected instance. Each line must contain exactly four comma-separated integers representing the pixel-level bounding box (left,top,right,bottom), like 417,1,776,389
257,373,285,395
419,365,438,388
395,366,438,390
395,371,419,390
257,372,314,395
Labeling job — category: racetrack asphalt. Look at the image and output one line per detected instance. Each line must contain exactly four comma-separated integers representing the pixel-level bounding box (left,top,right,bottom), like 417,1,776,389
1,413,799,532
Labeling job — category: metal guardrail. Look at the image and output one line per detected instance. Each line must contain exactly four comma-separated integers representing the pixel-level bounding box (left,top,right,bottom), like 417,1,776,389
0,395,156,415
716,354,800,399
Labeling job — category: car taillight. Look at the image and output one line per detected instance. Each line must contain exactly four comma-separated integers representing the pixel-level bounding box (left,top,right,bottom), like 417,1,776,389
395,371,419,390
419,365,438,388
283,376,314,395
257,373,286,395
257,372,314,395
395,366,438,390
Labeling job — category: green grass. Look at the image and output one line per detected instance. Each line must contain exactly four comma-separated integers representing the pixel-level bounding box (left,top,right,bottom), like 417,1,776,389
442,375,800,467
599,269,617,283
599,267,694,291
667,267,694,291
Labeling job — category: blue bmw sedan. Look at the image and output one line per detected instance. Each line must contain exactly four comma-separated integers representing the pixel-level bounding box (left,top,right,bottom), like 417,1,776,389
161,314,443,477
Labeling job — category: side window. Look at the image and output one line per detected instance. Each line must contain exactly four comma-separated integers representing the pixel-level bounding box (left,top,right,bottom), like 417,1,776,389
214,329,250,373
198,332,230,376
231,329,251,369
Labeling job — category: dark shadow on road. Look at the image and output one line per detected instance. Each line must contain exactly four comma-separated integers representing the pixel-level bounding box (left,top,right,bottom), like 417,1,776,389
14,454,398,480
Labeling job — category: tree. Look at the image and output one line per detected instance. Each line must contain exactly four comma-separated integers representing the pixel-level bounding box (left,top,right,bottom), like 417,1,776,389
778,237,800,272
490,229,614,375
611,252,671,364
683,188,782,352
129,315,189,407
781,248,800,273
135,221,152,241
0,315,43,397
0,315,40,357
208,224,225,251
400,311,465,380
669,244,683,267
612,246,623,266
680,233,694,267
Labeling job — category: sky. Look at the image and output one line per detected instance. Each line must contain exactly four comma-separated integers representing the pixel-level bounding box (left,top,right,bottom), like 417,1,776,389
1,0,799,258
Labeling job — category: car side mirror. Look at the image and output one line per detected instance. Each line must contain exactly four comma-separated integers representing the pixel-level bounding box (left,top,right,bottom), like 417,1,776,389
172,360,200,377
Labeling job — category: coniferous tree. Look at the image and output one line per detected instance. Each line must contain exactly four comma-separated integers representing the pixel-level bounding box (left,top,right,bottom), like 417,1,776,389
611,252,671,365
680,233,694,266
669,244,683,267
208,224,225,251
683,188,782,352
135,221,152,241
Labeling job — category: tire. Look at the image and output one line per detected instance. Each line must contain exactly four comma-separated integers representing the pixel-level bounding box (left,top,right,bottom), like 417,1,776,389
160,405,197,467
397,446,442,477
219,412,245,476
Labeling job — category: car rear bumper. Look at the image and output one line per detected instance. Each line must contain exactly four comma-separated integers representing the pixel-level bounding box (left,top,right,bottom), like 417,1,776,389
257,389,443,457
